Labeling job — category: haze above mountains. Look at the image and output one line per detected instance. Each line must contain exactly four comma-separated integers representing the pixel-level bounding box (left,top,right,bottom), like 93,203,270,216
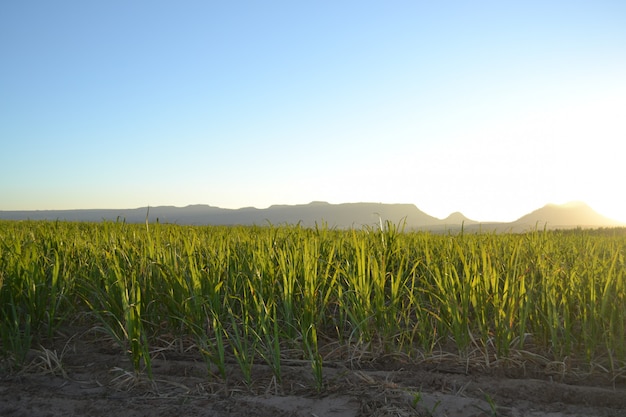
1,201,623,232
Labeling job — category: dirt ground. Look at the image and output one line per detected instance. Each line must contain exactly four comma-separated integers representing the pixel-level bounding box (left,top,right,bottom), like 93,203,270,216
2,328,626,417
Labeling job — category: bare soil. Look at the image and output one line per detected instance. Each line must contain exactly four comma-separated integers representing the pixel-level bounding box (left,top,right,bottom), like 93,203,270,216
2,327,626,417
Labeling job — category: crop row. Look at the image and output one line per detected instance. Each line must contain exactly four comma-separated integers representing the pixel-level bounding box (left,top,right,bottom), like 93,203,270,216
1,220,625,386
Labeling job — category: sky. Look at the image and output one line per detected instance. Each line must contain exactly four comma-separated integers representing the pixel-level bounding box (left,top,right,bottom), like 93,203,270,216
1,1,625,223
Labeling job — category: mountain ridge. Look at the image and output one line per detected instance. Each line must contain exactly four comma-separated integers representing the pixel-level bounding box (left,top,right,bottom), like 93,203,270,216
510,201,621,229
0,201,623,232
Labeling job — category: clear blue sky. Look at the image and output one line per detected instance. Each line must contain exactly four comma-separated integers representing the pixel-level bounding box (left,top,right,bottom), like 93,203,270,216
2,1,625,222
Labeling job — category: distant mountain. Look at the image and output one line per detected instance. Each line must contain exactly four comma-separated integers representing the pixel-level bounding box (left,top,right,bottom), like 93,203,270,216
0,202,441,229
442,212,477,224
259,202,440,228
0,201,623,232
510,201,623,230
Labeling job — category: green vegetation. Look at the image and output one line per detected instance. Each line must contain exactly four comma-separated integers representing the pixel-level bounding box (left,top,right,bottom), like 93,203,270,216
1,220,625,386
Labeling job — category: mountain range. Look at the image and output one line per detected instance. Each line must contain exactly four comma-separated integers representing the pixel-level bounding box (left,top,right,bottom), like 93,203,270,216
1,201,623,232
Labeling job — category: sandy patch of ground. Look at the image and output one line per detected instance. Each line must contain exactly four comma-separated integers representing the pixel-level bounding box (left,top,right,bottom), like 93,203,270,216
2,329,626,417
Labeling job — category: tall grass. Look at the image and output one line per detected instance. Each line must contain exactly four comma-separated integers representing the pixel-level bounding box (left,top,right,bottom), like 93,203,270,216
1,220,625,384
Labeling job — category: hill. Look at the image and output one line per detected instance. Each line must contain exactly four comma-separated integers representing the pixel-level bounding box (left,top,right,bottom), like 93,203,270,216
510,201,623,230
0,201,623,231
